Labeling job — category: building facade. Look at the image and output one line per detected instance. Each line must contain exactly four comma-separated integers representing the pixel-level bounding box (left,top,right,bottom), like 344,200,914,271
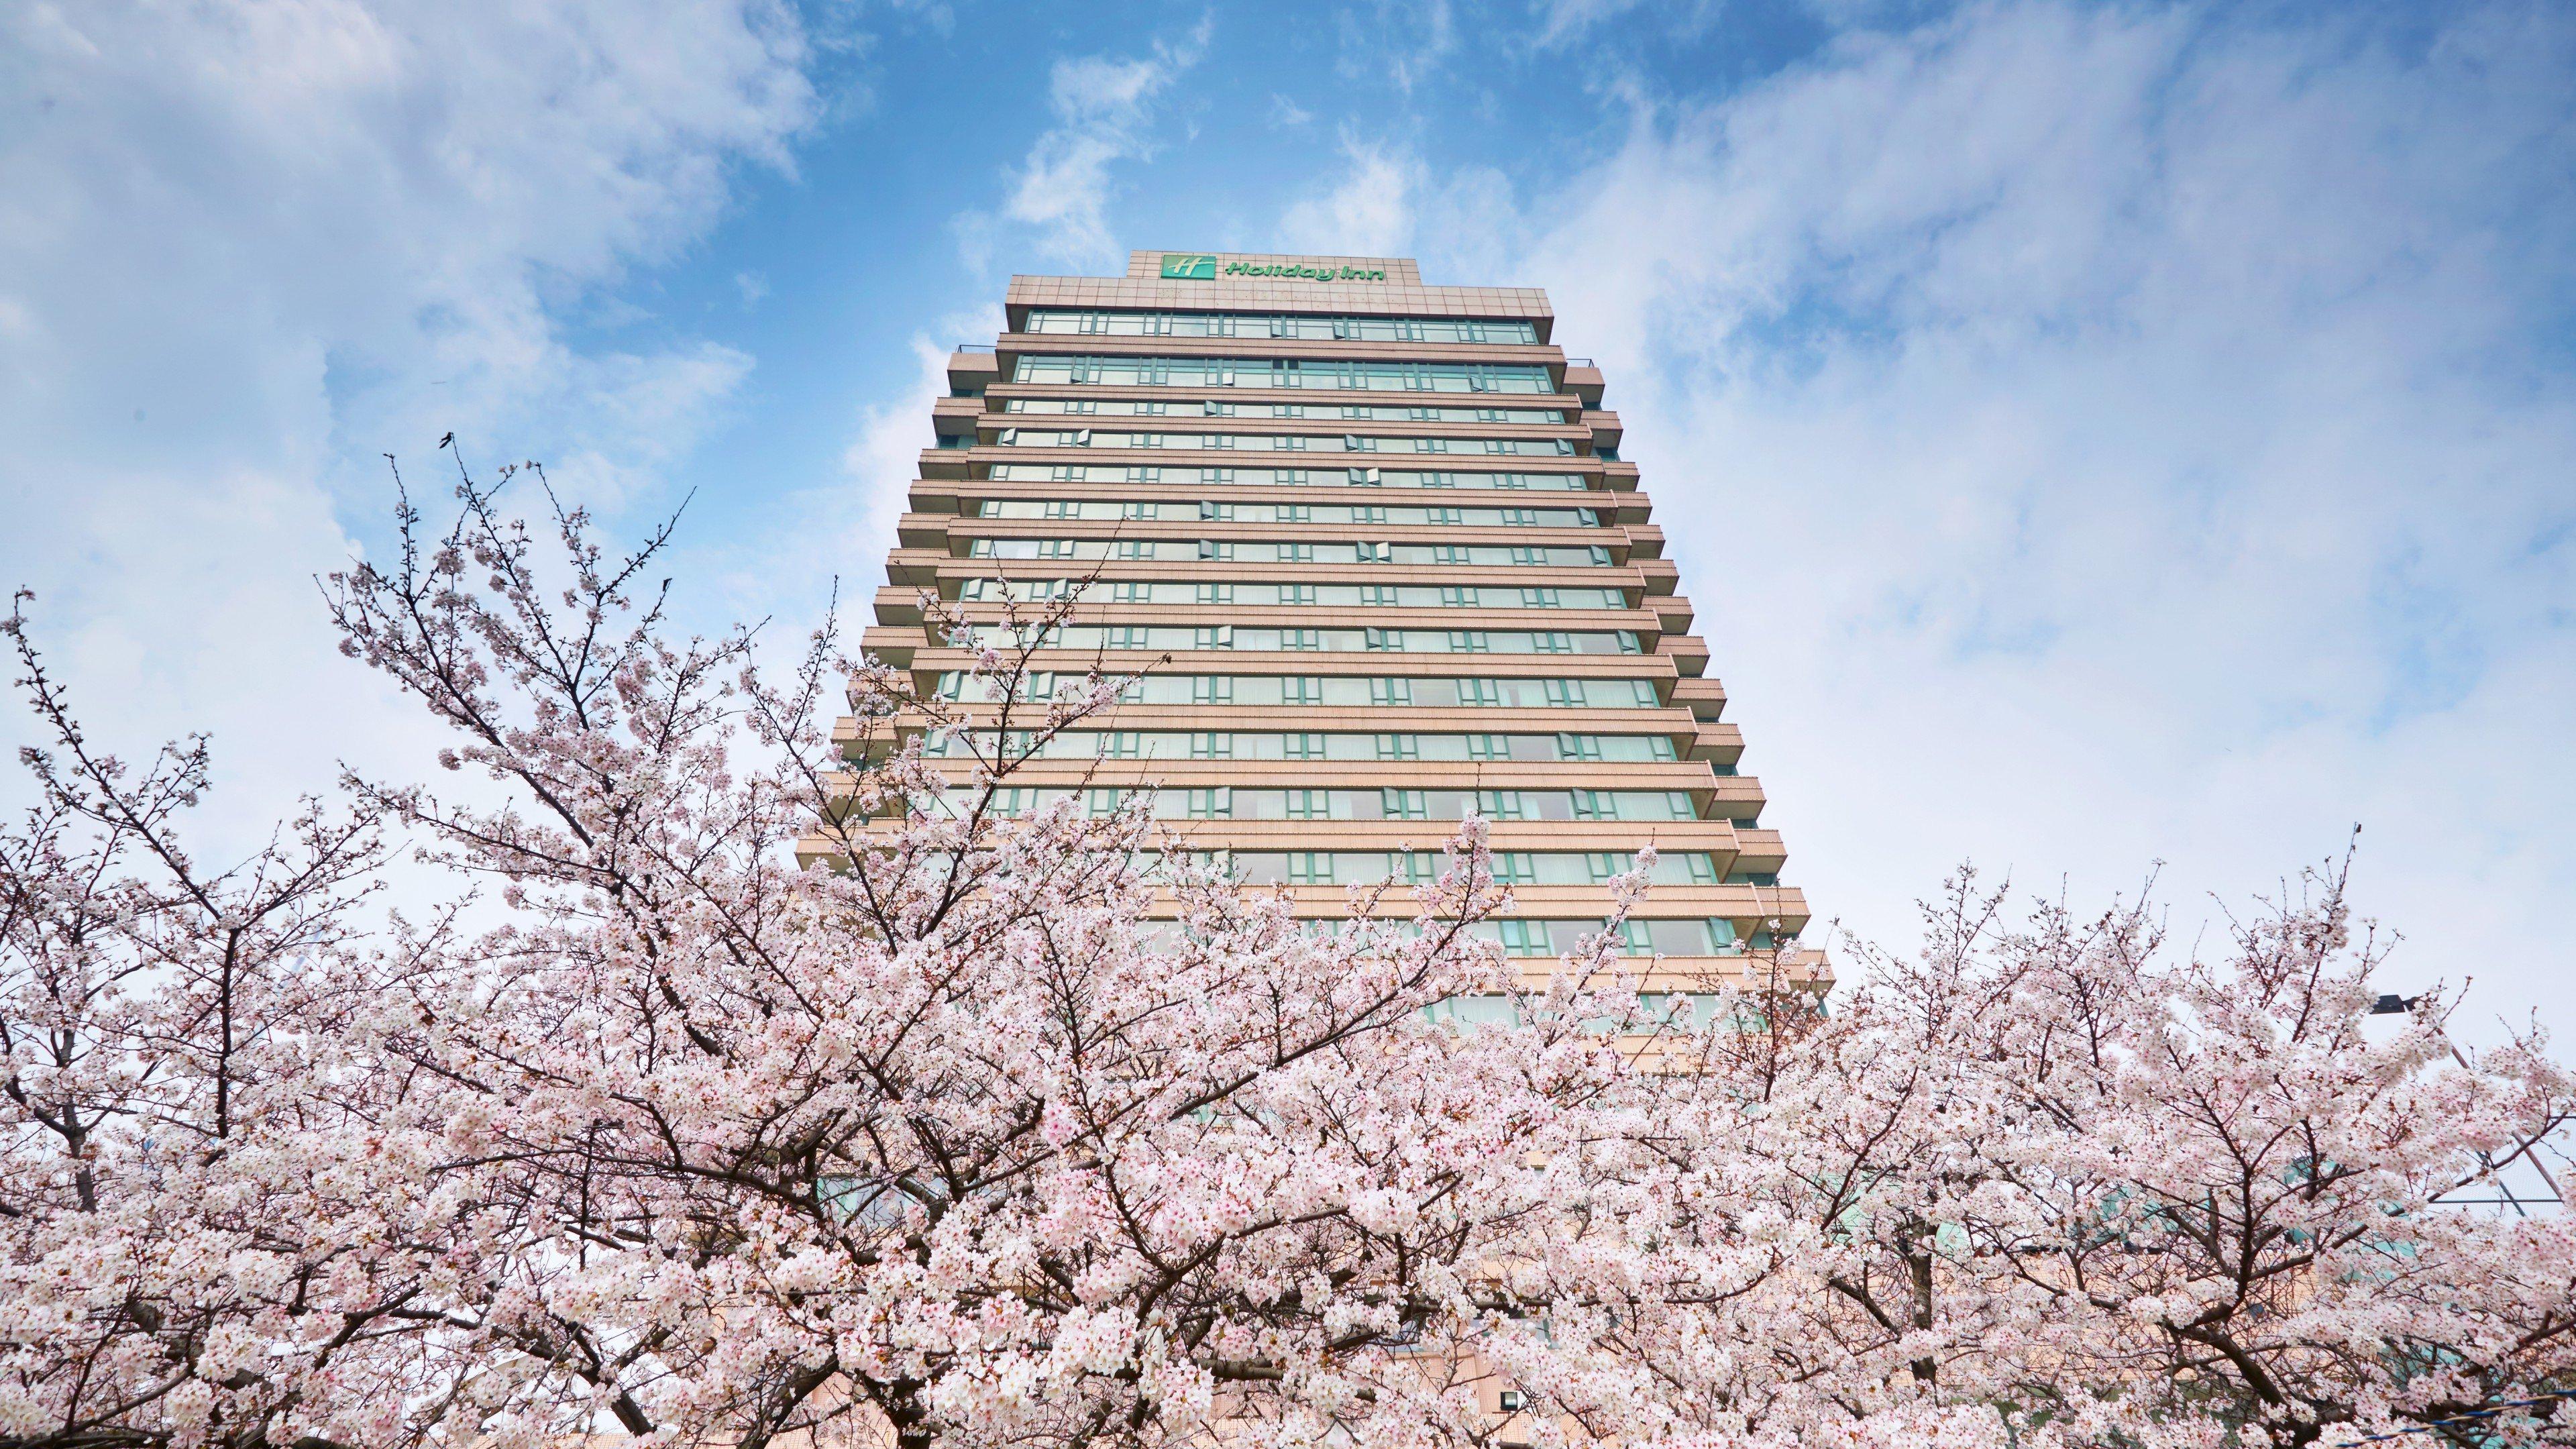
847,251,1821,1000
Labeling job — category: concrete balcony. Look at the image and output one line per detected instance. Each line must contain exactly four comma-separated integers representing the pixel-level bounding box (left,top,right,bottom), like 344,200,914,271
1670,676,1727,720
912,476,1640,513
1659,633,1711,678
930,394,983,439
947,349,1000,394
991,332,1566,372
895,645,1682,683
898,600,1674,640
1729,829,1788,873
1688,722,1744,765
922,514,1640,556
904,555,1670,598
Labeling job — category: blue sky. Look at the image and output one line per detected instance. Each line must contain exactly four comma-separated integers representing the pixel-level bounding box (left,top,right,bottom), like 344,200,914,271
5,0,2573,1038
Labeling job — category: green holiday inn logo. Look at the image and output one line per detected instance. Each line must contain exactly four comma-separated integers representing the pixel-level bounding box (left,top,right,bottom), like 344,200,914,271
1159,253,1391,282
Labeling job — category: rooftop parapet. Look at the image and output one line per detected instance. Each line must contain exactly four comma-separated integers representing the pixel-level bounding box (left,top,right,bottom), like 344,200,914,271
1002,251,1554,337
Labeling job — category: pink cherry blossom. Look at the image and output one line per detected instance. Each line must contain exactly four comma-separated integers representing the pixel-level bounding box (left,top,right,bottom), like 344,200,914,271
0,474,2566,1449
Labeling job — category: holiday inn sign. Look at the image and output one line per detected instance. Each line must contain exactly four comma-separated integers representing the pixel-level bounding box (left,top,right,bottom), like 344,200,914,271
1161,253,1390,282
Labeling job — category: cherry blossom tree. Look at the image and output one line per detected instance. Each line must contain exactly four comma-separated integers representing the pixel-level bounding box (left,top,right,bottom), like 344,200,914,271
1,464,2569,1449
0,589,449,1446
1528,871,2576,1449
306,465,1666,1449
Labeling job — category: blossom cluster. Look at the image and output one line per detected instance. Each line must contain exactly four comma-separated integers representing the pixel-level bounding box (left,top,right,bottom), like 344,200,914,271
0,474,2567,1449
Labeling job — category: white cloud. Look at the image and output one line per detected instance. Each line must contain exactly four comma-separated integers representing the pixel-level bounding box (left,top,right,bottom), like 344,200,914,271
1316,1,2576,1036
1334,0,1456,93
1529,0,1720,50
1280,140,1420,257
982,24,1210,268
831,310,1000,592
1270,93,1315,128
684,305,999,682
0,0,816,855
1278,136,1517,274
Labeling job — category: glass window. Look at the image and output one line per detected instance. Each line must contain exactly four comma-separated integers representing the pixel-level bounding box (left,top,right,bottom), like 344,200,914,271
1426,995,1520,1028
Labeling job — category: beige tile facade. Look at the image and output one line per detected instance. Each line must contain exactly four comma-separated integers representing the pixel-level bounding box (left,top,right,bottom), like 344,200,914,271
836,251,1822,993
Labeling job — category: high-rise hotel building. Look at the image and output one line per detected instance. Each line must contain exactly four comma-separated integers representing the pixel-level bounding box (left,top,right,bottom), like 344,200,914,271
846,251,1820,998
